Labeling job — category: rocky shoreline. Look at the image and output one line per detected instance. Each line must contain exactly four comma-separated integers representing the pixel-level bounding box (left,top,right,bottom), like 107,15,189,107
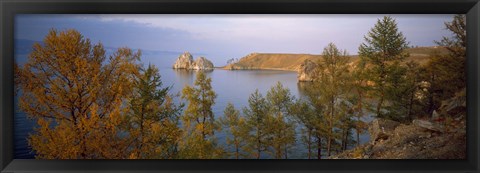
330,90,466,159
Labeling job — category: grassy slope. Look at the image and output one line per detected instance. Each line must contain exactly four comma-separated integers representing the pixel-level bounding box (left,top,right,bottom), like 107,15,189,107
223,46,448,71
225,53,322,71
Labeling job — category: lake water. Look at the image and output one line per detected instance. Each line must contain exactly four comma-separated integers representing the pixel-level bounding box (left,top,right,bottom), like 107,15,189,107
14,53,370,159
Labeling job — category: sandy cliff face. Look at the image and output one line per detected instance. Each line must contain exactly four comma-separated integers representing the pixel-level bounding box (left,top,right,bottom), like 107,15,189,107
172,52,214,70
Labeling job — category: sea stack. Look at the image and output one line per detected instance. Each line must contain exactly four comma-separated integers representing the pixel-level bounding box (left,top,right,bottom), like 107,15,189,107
172,52,214,70
192,57,214,70
172,52,194,69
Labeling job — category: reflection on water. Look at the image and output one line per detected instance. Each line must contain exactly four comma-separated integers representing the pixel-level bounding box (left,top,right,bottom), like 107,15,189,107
171,69,195,94
297,81,313,99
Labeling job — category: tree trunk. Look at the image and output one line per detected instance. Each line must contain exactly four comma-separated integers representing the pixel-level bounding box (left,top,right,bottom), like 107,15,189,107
327,97,334,156
327,134,332,157
356,91,363,146
235,142,239,159
427,74,436,117
344,128,350,151
307,129,312,159
317,137,322,159
257,127,261,159
408,89,415,121
341,129,346,151
376,93,384,118
138,106,145,158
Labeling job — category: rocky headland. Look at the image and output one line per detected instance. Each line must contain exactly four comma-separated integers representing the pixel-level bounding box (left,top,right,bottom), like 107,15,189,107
297,59,319,82
223,46,447,82
223,53,322,71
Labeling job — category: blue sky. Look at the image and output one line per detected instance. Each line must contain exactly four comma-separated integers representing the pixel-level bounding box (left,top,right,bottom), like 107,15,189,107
15,14,454,66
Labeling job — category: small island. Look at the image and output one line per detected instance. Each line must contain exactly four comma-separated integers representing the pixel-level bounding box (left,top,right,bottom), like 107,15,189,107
173,52,214,70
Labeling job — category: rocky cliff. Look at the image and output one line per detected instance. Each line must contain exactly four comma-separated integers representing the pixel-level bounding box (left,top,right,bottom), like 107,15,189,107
192,57,214,70
297,59,319,82
330,89,466,159
172,52,214,70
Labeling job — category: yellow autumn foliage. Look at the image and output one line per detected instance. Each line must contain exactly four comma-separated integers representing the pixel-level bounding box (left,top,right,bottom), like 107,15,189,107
17,29,141,159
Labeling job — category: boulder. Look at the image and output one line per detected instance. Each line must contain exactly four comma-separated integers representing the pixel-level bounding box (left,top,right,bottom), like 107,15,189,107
413,119,445,133
440,89,466,117
431,110,440,120
173,52,194,69
297,59,318,82
192,57,214,70
430,88,466,120
368,119,400,142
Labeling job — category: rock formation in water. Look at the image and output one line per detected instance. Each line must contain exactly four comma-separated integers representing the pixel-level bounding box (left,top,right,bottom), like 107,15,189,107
192,57,214,70
173,52,195,69
297,59,318,82
172,52,214,70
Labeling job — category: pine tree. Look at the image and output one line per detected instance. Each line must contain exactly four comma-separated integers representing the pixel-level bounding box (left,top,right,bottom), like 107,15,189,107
242,89,271,159
358,16,409,119
337,101,356,151
265,82,296,159
126,64,182,159
384,61,422,122
289,98,320,159
179,71,219,159
349,61,369,146
314,43,351,156
425,14,466,108
217,102,247,159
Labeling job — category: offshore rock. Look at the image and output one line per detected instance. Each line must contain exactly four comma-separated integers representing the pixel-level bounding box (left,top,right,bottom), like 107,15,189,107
192,57,214,70
173,52,214,70
173,52,194,69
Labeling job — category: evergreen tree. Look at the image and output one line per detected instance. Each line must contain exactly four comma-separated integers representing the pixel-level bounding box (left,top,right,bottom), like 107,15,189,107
337,101,356,151
265,82,296,159
126,64,182,159
314,43,351,156
358,16,410,119
384,61,422,122
424,14,466,112
242,89,271,159
349,61,369,146
218,102,247,159
289,98,321,159
179,71,220,159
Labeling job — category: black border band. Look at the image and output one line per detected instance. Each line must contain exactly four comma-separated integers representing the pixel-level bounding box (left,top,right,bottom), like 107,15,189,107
1,0,479,172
